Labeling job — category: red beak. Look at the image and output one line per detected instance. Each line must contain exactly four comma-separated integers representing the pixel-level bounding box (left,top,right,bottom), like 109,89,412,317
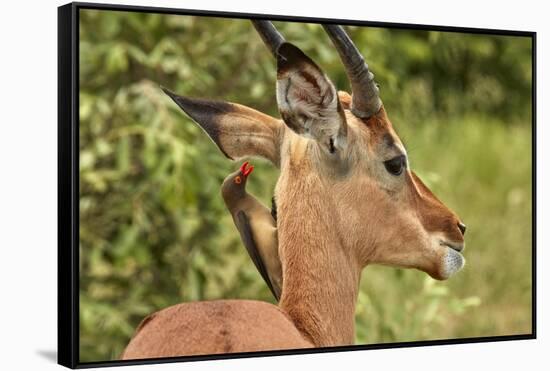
240,161,254,177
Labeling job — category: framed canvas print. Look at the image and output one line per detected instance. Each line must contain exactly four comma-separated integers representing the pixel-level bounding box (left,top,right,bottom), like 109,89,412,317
58,2,536,368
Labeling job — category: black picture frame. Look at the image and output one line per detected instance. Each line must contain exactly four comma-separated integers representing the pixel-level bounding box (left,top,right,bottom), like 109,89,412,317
58,2,537,369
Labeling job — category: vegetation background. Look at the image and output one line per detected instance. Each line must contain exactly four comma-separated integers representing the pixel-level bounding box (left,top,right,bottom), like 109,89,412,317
78,9,533,362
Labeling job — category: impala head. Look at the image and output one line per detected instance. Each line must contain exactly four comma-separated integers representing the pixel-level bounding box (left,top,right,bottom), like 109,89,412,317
163,21,466,280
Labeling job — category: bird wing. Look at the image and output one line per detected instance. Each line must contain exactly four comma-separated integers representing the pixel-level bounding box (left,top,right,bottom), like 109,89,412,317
235,210,280,301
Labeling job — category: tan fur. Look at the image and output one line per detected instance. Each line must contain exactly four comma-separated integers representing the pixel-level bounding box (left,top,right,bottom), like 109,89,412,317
125,39,466,359
121,300,312,359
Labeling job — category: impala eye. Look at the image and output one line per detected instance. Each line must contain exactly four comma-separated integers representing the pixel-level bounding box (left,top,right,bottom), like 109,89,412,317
384,155,406,176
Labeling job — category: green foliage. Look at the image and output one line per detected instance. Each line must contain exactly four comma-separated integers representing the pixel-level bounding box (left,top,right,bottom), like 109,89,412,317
79,9,532,362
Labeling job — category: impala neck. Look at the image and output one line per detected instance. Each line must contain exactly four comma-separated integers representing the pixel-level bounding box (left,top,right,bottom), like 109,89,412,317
276,173,362,346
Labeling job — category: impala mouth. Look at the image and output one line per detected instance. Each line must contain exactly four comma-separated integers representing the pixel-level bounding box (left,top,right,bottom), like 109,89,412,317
440,240,464,253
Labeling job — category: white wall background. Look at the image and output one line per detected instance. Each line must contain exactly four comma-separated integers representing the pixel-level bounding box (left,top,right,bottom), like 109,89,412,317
0,0,546,369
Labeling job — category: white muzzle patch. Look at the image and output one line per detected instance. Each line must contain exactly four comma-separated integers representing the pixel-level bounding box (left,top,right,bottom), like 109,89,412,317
441,247,465,279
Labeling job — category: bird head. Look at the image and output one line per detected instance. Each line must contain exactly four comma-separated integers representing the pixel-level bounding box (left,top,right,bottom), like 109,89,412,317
221,162,254,207
235,161,254,184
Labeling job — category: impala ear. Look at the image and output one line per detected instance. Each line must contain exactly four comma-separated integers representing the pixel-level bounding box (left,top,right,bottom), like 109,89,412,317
276,43,347,154
163,88,283,167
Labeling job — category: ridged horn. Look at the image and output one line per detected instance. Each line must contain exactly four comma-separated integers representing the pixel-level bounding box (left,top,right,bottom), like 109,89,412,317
322,24,382,118
251,20,286,57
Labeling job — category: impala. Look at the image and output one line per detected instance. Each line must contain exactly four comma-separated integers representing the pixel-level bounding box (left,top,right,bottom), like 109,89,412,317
121,20,467,359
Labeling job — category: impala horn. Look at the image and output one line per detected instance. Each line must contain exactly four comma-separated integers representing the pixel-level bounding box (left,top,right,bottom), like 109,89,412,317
322,24,382,118
251,20,286,58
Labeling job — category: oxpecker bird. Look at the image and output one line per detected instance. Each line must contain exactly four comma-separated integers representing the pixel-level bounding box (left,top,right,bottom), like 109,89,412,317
221,162,282,301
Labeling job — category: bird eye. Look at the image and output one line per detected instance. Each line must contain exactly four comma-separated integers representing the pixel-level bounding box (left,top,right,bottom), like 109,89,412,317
383,155,406,176
234,176,242,184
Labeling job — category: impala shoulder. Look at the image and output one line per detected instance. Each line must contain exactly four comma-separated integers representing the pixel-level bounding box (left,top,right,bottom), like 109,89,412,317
131,312,157,340
131,300,289,329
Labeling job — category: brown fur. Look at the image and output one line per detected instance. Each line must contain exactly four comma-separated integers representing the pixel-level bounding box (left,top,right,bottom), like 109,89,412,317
121,300,312,359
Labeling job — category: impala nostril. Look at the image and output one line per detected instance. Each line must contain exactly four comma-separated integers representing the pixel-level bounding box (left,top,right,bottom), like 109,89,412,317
458,222,467,236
